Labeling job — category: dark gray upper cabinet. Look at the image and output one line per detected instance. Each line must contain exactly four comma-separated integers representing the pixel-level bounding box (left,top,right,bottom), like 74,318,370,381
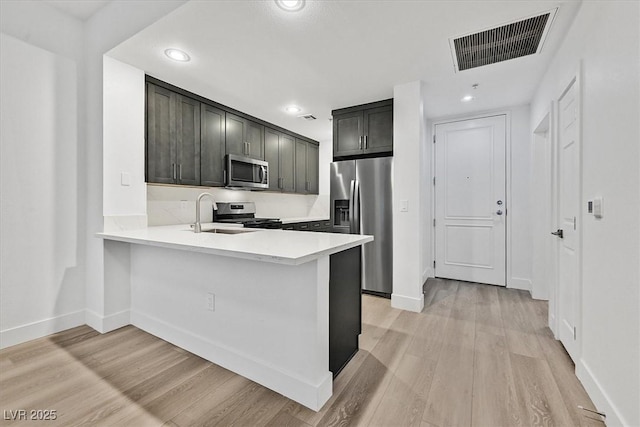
295,138,319,195
201,104,226,187
225,113,264,160
225,113,246,157
265,128,280,191
146,83,200,185
280,133,296,192
246,120,265,160
175,95,201,186
332,99,393,159
146,77,319,192
295,139,307,194
306,142,319,194
265,128,296,192
147,83,176,184
333,111,363,157
363,105,393,154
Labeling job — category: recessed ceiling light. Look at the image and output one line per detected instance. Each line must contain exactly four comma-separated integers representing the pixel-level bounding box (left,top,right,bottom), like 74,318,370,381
275,0,305,12
164,48,190,62
461,95,475,102
285,105,302,114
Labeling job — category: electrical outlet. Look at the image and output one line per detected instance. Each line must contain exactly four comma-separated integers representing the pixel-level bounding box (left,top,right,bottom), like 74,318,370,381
206,292,215,311
180,200,188,210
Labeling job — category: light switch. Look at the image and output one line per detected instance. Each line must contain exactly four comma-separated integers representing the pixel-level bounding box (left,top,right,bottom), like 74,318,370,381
400,200,408,212
593,197,603,218
120,172,130,186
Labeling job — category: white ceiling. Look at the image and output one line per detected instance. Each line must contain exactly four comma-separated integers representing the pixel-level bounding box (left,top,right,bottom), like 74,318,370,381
107,0,581,142
43,0,110,21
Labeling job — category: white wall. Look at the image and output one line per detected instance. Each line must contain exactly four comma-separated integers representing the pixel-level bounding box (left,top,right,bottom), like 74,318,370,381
508,105,532,290
392,81,428,312
103,56,147,230
147,185,328,226
421,117,433,283
0,7,85,347
530,2,640,426
83,0,187,332
531,112,553,301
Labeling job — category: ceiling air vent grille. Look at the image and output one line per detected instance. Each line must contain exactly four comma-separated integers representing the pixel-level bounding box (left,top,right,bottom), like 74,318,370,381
451,9,556,72
298,114,317,121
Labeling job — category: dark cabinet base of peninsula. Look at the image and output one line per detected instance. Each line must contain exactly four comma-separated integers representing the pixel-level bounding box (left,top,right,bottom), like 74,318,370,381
329,246,361,377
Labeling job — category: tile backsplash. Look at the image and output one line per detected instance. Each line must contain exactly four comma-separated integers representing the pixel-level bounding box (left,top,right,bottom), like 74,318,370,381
147,184,329,226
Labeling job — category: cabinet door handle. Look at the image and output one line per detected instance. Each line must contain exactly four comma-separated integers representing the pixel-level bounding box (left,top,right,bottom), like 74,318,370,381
178,164,182,181
279,177,283,189
364,135,368,149
359,136,363,150
172,163,177,180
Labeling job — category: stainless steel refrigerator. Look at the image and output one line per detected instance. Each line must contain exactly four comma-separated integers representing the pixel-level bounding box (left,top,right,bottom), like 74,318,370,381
330,157,393,296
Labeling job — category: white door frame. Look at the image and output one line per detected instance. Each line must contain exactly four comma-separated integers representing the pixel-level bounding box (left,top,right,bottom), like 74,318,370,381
553,68,583,358
431,110,512,286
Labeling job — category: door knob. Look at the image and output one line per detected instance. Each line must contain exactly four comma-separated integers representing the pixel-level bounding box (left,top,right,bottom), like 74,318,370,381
496,210,503,215
497,200,503,205
551,229,564,238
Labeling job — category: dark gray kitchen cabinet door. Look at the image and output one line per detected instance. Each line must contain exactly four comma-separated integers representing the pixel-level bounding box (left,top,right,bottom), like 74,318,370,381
306,143,319,194
175,95,201,186
280,133,296,192
246,120,265,160
363,105,393,154
264,128,280,191
201,104,225,187
225,113,246,157
333,111,363,157
146,83,177,184
295,139,308,194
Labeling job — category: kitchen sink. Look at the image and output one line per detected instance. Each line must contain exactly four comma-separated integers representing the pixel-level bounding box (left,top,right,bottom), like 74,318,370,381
203,228,256,234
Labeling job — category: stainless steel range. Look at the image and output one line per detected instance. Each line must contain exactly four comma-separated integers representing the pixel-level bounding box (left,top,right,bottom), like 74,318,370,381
213,202,282,229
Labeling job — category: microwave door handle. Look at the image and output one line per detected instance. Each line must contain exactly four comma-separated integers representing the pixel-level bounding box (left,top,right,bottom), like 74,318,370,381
259,165,267,184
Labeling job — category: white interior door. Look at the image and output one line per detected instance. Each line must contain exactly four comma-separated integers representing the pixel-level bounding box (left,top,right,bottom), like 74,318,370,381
555,78,581,361
434,115,506,286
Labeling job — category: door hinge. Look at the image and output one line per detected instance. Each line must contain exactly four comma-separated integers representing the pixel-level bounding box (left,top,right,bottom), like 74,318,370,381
573,326,577,340
573,217,576,230
433,218,436,227
433,260,436,268
433,177,436,186
433,135,436,143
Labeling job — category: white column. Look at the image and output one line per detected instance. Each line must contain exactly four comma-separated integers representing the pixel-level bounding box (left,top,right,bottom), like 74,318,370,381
391,81,428,312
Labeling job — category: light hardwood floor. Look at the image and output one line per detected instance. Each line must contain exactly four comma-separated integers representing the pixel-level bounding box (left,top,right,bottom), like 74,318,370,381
0,279,603,426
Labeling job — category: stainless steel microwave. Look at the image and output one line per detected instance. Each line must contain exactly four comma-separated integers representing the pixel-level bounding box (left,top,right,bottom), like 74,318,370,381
225,154,268,190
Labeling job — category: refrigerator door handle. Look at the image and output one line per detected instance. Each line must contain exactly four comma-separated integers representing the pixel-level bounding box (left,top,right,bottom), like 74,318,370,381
348,180,355,233
353,180,361,234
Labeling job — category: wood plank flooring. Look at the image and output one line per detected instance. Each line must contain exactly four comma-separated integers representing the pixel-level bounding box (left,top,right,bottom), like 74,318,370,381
0,279,603,426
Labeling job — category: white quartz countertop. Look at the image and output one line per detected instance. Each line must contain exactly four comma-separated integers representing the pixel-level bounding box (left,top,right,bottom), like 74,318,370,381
280,217,330,224
98,224,372,265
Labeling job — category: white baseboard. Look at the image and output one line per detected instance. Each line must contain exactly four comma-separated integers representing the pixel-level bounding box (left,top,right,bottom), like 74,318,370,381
85,309,130,334
0,310,85,349
391,293,424,313
131,310,332,411
508,277,532,291
576,359,626,427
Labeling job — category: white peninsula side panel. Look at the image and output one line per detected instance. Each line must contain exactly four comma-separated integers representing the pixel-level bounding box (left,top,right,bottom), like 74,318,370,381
129,243,331,411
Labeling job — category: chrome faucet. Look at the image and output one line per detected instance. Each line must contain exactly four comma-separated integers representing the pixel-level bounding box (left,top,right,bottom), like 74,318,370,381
194,193,217,233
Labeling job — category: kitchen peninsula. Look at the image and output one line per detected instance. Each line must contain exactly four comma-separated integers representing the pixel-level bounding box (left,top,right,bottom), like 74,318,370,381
98,225,372,411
